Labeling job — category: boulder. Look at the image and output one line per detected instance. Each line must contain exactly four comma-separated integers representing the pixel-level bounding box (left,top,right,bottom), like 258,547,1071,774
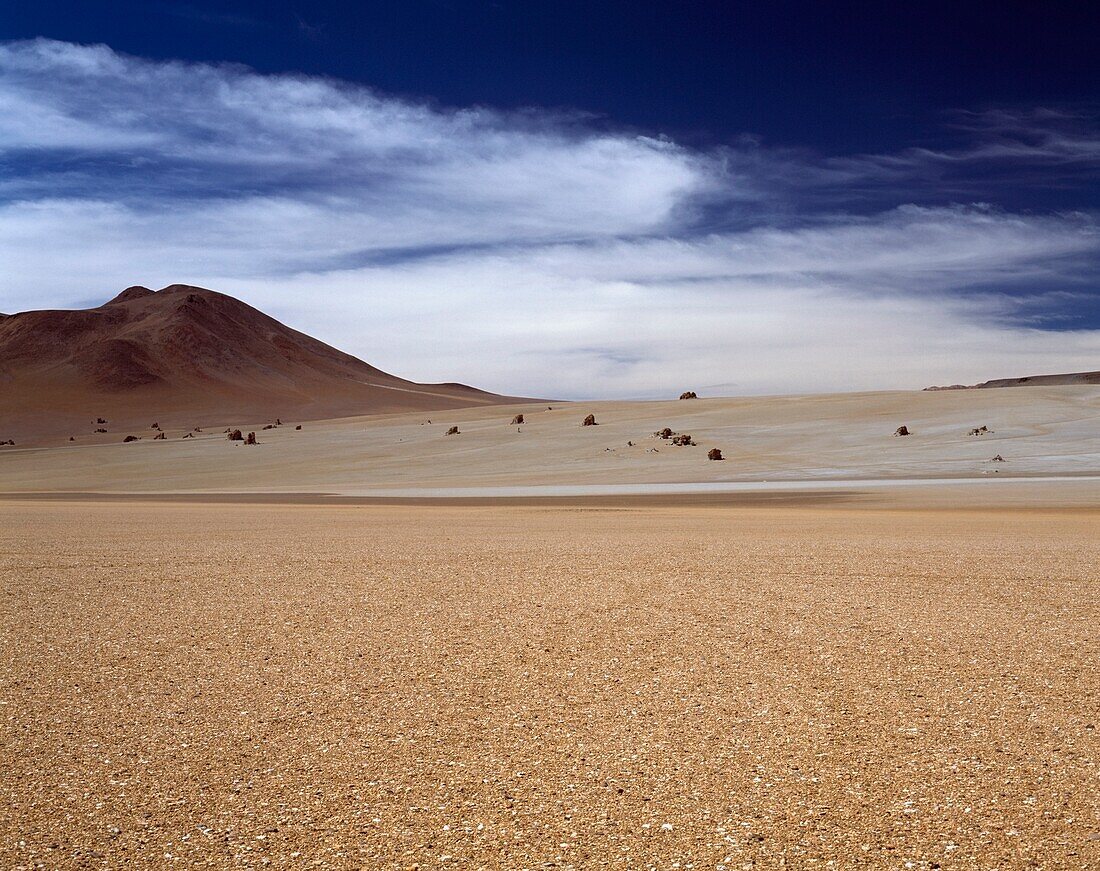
295,425,302,430
123,435,140,442
679,391,698,400
894,426,910,437
275,418,282,426
262,424,275,430
446,426,460,435
182,432,194,439
69,436,75,441
708,448,724,461
511,414,525,425
671,433,695,446
151,422,160,430
582,414,597,426
153,432,166,440
227,429,243,441
655,427,674,439
245,431,257,445
96,418,107,425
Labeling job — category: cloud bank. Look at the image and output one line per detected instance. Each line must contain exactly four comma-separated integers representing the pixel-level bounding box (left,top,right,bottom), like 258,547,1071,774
1,38,1098,396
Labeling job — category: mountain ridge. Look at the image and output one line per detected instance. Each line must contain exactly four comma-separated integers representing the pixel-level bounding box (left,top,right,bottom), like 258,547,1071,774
0,284,527,443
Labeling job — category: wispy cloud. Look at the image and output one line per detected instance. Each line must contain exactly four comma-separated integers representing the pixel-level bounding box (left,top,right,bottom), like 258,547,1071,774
1,38,1098,397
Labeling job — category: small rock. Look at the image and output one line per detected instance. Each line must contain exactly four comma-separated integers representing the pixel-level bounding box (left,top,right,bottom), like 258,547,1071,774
582,414,597,426
708,448,724,461
446,426,460,436
894,426,911,437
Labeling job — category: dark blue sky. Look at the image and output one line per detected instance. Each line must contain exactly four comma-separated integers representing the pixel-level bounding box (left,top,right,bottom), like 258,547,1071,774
1,2,1098,392
5,0,1099,154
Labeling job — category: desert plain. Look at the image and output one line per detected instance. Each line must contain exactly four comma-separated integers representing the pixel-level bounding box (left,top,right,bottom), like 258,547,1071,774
1,386,1098,868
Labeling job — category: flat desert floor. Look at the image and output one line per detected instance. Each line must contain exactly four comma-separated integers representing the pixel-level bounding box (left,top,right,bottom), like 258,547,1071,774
1,387,1099,500
2,500,1098,869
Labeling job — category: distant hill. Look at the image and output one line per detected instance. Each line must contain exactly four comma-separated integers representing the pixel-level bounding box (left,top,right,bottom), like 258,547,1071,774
925,371,1100,391
0,284,528,442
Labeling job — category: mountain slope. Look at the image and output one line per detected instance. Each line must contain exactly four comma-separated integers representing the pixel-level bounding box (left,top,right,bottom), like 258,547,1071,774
926,371,1100,390
0,284,526,443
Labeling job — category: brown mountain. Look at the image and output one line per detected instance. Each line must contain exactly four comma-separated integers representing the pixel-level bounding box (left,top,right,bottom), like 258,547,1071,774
0,284,527,443
925,371,1100,390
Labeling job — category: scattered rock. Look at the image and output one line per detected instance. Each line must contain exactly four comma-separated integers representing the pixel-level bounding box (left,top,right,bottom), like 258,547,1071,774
894,426,911,437
95,428,108,433
627,440,634,447
708,448,724,461
968,425,991,436
654,427,675,439
69,436,75,441
582,414,597,426
153,432,166,440
182,432,194,439
227,429,243,441
194,427,203,432
295,424,302,430
151,422,160,430
671,433,696,446
262,424,275,430
446,426,460,435
245,431,257,445
123,435,140,442
511,414,525,425
0,439,14,446
679,391,698,400
990,454,1006,462
275,418,282,426
95,418,107,425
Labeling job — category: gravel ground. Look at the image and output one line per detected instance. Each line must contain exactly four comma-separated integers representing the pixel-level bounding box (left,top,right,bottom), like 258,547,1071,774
1,500,1097,869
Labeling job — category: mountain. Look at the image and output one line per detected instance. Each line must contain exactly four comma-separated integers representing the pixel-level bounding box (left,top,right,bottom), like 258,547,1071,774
0,284,527,443
924,371,1100,390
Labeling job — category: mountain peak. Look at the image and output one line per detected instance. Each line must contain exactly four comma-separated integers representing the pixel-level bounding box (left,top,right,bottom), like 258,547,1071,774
108,285,155,304
1,283,523,442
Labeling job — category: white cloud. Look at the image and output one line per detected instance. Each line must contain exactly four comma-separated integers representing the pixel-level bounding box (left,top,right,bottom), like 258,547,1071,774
1,39,1098,396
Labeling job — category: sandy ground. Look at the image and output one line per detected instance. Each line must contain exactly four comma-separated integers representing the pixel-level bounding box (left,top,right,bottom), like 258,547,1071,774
1,388,1099,503
1,500,1097,869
